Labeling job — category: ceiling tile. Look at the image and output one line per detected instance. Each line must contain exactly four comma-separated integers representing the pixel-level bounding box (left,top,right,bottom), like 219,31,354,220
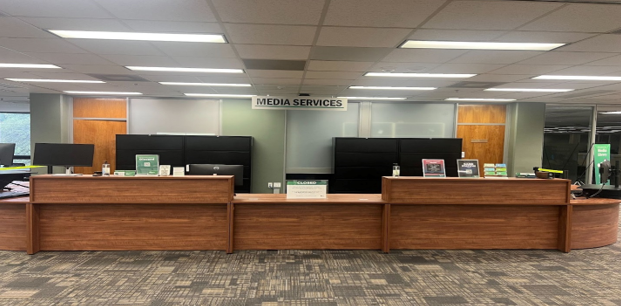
225,24,316,45
151,42,237,58
517,51,616,65
557,35,621,52
174,57,244,69
467,74,533,82
251,78,302,85
350,78,458,87
246,70,304,78
488,64,570,75
370,62,438,72
0,0,113,18
409,29,505,41
324,0,445,27
545,65,621,75
122,20,222,33
305,71,362,79
495,31,596,44
422,1,561,30
0,38,87,53
67,39,163,56
519,4,621,33
428,63,504,74
19,17,131,31
98,54,178,67
310,47,392,62
589,55,621,66
383,49,467,63
94,0,217,22
23,52,114,65
307,61,374,72
316,27,411,47
0,17,54,38
212,0,324,25
236,45,310,60
450,51,543,64
302,78,354,86
0,47,40,62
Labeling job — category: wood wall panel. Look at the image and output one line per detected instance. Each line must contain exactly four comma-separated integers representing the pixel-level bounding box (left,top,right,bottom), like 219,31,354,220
73,98,126,118
383,177,570,205
31,176,234,204
234,204,383,250
572,204,619,249
73,120,126,174
458,105,506,124
390,205,559,249
39,204,227,251
457,125,505,165
0,204,26,251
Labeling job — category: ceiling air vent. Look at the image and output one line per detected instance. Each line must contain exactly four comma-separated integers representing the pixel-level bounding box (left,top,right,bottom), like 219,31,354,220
242,59,306,71
87,74,149,82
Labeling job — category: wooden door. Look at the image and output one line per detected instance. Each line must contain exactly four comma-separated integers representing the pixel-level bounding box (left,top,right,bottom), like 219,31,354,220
73,98,127,174
456,105,506,174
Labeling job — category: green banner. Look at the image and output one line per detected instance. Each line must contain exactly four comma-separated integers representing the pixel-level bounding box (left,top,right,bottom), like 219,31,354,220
594,144,611,185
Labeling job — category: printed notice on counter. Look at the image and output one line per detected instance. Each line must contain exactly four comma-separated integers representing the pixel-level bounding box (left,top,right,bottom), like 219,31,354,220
286,180,328,199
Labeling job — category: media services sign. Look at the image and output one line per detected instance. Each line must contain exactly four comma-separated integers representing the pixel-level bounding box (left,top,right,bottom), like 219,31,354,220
252,96,347,111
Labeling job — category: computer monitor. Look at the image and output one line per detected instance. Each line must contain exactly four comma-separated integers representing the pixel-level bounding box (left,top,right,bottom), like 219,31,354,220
33,143,95,174
600,160,612,184
187,164,243,186
0,143,16,167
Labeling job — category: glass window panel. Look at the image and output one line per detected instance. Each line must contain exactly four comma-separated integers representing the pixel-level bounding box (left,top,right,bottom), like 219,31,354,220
0,113,31,163
542,105,593,183
596,105,621,179
286,103,359,173
371,103,455,138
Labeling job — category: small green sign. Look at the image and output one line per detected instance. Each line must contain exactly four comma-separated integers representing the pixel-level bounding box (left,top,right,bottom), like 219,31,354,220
286,180,328,199
135,154,159,175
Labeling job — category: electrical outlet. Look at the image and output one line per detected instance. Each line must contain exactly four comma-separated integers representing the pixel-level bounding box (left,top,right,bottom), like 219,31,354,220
268,182,273,189
273,182,281,188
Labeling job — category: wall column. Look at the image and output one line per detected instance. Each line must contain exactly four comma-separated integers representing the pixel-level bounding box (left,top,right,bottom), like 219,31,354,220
29,94,72,174
507,102,546,175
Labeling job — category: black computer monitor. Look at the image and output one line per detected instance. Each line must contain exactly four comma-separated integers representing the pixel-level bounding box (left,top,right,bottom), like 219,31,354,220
33,143,95,174
0,143,15,167
187,164,243,186
600,160,612,184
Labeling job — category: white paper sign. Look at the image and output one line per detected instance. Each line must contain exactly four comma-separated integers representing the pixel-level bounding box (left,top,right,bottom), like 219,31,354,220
286,180,328,199
252,96,347,111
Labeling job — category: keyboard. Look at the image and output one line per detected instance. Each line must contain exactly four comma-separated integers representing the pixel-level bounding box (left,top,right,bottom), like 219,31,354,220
0,191,29,199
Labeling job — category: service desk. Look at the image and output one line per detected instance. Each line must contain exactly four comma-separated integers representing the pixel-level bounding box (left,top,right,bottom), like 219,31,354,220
0,176,618,254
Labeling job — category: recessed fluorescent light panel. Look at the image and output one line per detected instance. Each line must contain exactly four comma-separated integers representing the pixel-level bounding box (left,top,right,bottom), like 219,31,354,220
49,30,226,43
126,66,244,73
6,78,104,83
0,63,60,69
599,111,621,115
400,40,564,51
349,86,436,90
184,93,256,98
364,72,476,78
159,82,251,87
446,98,516,102
485,88,574,93
64,91,142,95
338,96,407,100
533,75,621,81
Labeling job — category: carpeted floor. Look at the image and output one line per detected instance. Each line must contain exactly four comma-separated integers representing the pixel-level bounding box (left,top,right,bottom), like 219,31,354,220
1,222,621,305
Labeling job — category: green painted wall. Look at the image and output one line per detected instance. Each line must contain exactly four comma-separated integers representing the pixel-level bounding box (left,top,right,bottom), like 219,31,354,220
507,102,546,175
221,99,286,193
29,93,72,174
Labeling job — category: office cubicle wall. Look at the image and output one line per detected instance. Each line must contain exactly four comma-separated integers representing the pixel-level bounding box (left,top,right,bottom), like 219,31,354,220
116,134,252,193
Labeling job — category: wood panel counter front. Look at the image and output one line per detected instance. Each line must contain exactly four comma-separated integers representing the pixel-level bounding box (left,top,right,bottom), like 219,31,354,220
28,175,234,254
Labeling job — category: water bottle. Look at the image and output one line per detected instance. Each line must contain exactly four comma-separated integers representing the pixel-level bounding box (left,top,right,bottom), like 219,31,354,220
102,160,111,176
392,163,400,177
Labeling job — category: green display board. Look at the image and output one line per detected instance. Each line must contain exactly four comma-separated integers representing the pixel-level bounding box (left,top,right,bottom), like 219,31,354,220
594,144,611,185
135,154,159,175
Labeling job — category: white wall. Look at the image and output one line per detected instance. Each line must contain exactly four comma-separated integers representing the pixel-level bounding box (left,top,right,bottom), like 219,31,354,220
128,98,220,135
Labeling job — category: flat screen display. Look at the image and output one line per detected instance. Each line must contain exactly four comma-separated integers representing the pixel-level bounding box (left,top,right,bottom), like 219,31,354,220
33,143,95,167
0,143,15,167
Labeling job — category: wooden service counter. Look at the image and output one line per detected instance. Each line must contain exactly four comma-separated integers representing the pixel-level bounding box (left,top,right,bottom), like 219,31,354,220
25,175,234,254
0,176,618,254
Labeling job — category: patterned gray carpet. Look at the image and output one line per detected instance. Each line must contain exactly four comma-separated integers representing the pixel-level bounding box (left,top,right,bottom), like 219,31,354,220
1,227,621,305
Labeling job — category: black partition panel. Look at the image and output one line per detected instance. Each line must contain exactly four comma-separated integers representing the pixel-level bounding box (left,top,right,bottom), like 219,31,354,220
116,135,253,193
332,137,462,193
